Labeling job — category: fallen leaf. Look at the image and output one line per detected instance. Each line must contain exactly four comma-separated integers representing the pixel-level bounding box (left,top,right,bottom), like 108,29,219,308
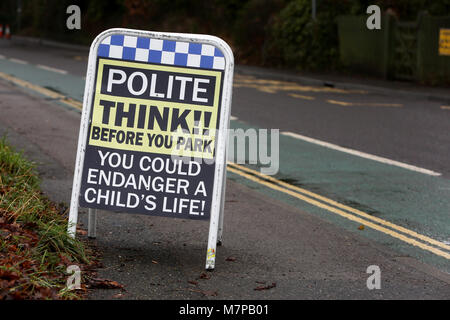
188,288,218,296
188,280,198,286
0,270,20,281
358,225,365,230
254,282,276,291
58,254,72,266
151,260,158,264
202,290,218,297
198,272,211,280
225,256,237,262
76,228,88,235
88,278,124,289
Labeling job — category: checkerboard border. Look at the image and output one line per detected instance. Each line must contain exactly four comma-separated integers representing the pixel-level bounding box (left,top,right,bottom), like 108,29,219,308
98,34,226,70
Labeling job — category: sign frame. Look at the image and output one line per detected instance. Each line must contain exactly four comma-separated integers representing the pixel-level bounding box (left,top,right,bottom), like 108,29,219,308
68,28,234,270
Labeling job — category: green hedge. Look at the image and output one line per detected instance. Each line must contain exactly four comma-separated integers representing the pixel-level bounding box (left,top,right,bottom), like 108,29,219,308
268,0,355,71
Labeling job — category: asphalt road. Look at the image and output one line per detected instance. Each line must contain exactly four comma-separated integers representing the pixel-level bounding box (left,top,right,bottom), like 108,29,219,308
0,39,449,299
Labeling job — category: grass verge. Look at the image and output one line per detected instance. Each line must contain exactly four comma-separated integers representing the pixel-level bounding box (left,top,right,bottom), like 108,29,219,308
0,137,94,299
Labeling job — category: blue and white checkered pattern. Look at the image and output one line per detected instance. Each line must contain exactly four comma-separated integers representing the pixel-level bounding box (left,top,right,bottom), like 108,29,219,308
98,35,225,70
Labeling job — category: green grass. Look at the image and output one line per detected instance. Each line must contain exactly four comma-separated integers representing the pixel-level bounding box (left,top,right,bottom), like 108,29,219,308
0,137,91,299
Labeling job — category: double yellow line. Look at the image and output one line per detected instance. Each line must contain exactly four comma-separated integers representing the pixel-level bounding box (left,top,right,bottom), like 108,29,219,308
327,99,403,108
227,162,450,260
0,71,82,111
1,71,449,260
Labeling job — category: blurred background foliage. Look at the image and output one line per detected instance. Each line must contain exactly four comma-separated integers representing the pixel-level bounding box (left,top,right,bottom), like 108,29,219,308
0,0,449,71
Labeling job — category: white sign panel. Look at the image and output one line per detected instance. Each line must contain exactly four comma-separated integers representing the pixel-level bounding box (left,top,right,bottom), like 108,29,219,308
68,28,234,270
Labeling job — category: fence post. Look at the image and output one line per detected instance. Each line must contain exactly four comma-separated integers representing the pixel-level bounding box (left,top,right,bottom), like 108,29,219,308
383,13,394,79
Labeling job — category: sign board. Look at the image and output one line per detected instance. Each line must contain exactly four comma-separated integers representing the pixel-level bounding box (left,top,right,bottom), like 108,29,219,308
439,28,450,56
68,29,234,270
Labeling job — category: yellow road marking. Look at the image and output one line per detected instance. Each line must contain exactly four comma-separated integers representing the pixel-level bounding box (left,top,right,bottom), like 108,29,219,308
234,82,360,94
229,162,449,251
0,72,82,111
230,162,449,250
73,56,87,61
59,97,83,110
327,99,402,108
288,93,315,100
227,162,450,259
234,74,368,95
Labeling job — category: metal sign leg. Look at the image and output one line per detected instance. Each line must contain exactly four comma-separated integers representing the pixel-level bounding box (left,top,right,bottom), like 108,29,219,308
88,208,97,238
206,215,219,270
205,165,227,270
217,166,227,246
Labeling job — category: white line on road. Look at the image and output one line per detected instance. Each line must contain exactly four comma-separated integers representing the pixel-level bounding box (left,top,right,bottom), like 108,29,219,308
281,131,442,176
37,64,68,75
9,58,28,64
230,115,238,120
